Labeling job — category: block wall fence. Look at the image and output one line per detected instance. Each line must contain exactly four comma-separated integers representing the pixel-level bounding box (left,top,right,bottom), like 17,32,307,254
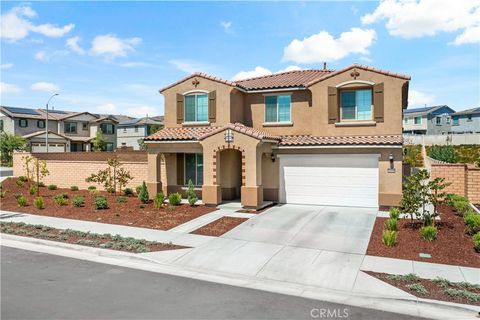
431,163,480,203
12,151,148,190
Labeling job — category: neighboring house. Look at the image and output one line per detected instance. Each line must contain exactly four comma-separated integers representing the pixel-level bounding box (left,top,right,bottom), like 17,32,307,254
117,116,164,150
451,107,480,133
402,105,455,135
0,106,133,152
144,64,410,209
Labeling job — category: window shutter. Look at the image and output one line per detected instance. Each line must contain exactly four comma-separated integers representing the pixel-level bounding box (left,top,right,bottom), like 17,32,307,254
373,82,384,123
327,86,338,124
176,94,184,124
208,91,216,122
402,82,409,109
177,154,184,185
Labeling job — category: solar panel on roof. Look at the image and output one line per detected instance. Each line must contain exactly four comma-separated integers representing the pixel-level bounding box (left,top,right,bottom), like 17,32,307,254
48,110,68,114
4,107,40,115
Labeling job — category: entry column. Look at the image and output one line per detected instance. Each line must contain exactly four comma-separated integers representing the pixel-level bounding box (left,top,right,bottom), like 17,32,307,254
241,147,263,209
201,147,222,206
146,151,162,198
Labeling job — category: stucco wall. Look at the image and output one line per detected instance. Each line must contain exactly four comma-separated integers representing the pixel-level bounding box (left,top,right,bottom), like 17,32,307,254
12,152,147,190
431,163,479,203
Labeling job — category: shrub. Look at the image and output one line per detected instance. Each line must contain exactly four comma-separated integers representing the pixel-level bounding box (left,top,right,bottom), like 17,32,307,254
18,176,28,182
154,192,165,209
48,184,57,190
33,196,44,209
16,179,24,187
70,186,79,191
13,192,22,199
135,185,142,194
17,195,27,207
444,288,480,302
106,187,115,194
473,232,480,252
138,181,149,204
116,196,127,203
36,181,45,187
94,196,108,210
72,196,85,207
124,187,134,196
88,185,96,191
382,230,397,247
384,218,398,231
0,190,5,198
453,197,470,214
420,225,438,241
429,145,457,163
464,211,480,235
28,185,37,195
406,283,428,295
389,207,400,220
186,179,198,206
168,192,182,206
53,194,68,206
387,273,419,282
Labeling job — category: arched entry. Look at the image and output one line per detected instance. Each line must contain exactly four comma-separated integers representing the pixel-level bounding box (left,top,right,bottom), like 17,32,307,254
217,148,243,201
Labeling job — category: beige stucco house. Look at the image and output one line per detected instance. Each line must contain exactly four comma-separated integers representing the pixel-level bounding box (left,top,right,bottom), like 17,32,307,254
145,64,410,209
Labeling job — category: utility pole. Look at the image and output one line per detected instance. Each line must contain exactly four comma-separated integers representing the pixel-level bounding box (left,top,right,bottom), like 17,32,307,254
45,93,59,152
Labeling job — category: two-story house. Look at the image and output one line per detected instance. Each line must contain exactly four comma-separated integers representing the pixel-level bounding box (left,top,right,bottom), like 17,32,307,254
144,64,410,209
451,107,480,133
0,106,132,152
402,105,455,135
117,116,164,150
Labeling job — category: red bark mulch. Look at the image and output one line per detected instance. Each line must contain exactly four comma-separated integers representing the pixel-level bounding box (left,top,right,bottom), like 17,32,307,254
367,205,480,268
367,271,480,306
191,217,248,237
0,178,216,231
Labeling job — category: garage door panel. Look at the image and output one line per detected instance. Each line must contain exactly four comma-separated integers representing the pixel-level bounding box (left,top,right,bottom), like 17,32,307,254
279,154,379,208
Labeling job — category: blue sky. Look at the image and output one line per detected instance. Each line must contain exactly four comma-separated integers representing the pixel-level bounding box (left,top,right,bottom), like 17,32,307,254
1,1,479,117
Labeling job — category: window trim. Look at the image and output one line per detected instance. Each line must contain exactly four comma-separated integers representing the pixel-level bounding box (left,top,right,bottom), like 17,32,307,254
37,120,45,128
100,123,115,135
82,122,88,131
467,115,473,122
339,88,373,122
452,116,459,126
403,117,409,124
414,116,422,125
184,92,209,123
64,121,77,134
264,94,292,123
435,116,442,125
184,153,203,186
19,119,28,128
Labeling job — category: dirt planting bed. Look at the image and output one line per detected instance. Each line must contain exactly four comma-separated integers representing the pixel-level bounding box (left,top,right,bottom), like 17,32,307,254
367,205,480,268
0,178,216,230
191,217,248,237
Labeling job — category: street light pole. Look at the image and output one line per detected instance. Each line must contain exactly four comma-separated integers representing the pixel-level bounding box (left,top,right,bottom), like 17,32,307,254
45,93,59,153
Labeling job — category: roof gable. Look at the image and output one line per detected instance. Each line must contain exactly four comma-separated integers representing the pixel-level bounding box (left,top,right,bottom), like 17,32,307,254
159,73,236,93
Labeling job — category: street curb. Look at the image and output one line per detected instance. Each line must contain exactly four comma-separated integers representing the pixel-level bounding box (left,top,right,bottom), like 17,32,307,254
1,234,479,320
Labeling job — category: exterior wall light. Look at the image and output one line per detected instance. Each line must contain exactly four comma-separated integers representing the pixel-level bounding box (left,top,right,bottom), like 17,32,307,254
224,129,234,143
271,153,276,162
388,153,396,173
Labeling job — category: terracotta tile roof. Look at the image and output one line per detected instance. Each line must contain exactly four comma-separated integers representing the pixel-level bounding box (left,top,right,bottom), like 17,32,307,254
144,126,219,141
159,73,236,93
199,123,281,141
279,135,403,146
235,69,332,90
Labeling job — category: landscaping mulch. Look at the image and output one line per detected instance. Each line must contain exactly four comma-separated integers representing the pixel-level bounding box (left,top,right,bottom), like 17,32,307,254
0,178,216,231
1,221,188,253
367,271,480,306
191,217,248,237
366,205,480,268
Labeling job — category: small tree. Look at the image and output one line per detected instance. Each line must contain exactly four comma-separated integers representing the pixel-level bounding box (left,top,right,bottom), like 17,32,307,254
0,132,27,166
92,129,106,152
186,179,198,206
138,181,149,203
86,158,134,196
22,155,49,196
137,138,147,151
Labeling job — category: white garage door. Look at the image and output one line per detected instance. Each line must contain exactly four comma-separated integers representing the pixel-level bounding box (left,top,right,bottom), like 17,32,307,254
32,143,65,153
279,154,379,208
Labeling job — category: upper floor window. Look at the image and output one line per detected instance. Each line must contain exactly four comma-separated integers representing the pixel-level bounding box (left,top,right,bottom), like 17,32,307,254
19,119,28,128
64,122,77,133
100,123,115,134
446,117,451,124
185,93,208,122
403,117,409,124
467,115,473,122
435,116,442,125
265,95,291,123
123,127,127,133
414,116,422,125
37,120,45,128
340,89,372,121
134,126,139,133
452,116,459,125
82,122,88,130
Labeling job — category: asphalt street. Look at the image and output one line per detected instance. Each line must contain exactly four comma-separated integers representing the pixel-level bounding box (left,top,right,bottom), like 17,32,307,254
1,246,425,320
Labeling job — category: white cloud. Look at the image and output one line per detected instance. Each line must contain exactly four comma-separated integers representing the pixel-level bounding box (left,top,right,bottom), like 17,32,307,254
91,34,142,58
232,65,303,81
121,61,153,68
31,82,60,92
169,59,217,74
96,103,117,114
282,28,377,63
220,21,233,33
0,63,14,69
278,65,303,73
0,4,74,41
361,0,480,45
0,82,21,94
34,50,48,61
408,89,435,107
360,56,373,63
66,36,85,55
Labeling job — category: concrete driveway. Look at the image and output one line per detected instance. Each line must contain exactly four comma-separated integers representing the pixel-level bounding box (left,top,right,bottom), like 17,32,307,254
172,204,400,294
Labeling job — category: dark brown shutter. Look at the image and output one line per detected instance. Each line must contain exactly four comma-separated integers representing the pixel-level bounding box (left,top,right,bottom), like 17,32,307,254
373,82,384,123
402,81,409,109
176,93,184,124
208,91,216,122
327,86,338,124
176,154,184,185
